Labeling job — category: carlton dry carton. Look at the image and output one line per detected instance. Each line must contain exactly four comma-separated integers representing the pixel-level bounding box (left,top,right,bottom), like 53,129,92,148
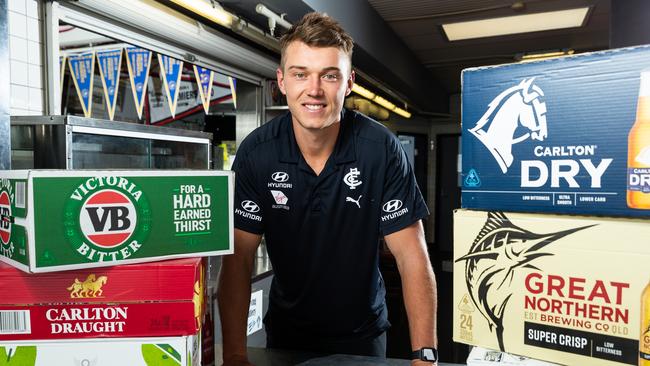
0,258,205,340
0,170,233,272
0,334,200,365
461,45,650,217
628,71,650,209
453,209,650,366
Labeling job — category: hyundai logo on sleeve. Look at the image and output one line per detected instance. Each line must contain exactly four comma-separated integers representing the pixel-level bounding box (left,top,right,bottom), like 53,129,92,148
382,199,403,213
381,199,409,222
235,200,263,222
242,200,260,213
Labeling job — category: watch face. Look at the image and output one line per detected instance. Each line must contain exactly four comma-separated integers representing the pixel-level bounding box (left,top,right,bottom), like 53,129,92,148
422,348,437,361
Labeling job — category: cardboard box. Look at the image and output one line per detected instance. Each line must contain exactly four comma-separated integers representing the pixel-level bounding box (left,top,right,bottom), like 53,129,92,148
0,334,200,366
0,170,233,272
453,209,650,365
0,258,205,340
461,45,650,217
467,346,560,366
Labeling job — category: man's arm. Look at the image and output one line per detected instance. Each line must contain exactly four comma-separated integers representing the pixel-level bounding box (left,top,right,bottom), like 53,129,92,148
385,220,438,365
217,228,263,366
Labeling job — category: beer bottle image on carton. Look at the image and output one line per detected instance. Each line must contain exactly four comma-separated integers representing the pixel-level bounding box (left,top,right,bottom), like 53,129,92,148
628,71,650,209
641,278,650,366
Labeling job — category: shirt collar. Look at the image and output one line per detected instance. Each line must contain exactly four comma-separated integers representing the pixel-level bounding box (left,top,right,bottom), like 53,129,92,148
278,109,357,165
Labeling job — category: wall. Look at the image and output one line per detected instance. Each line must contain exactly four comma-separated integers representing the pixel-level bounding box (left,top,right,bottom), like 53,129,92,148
1,0,9,169
610,0,650,48
8,0,44,116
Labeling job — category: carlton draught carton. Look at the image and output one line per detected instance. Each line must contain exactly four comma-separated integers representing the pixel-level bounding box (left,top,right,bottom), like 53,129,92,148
0,258,205,340
0,170,233,272
461,45,650,217
453,209,650,366
0,334,200,365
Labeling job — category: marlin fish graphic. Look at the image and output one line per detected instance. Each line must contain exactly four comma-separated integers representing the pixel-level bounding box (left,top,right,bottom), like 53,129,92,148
456,212,595,351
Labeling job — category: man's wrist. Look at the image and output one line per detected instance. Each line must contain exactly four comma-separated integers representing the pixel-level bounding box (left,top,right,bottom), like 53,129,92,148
410,347,438,363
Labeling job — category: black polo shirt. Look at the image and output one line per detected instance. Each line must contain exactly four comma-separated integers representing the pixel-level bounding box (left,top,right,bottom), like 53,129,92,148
232,109,429,341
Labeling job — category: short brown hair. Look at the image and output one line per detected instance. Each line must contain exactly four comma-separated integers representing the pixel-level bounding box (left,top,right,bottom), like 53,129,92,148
279,12,354,69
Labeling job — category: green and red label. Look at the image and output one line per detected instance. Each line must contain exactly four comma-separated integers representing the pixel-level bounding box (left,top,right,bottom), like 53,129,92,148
0,181,13,255
28,173,231,270
0,178,28,265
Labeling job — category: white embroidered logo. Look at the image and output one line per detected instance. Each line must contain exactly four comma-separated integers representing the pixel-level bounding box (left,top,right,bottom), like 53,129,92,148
382,199,403,213
271,172,289,182
346,195,362,208
343,168,362,190
241,200,260,213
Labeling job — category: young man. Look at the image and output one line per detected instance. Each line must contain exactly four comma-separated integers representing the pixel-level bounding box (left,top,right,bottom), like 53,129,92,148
217,12,438,366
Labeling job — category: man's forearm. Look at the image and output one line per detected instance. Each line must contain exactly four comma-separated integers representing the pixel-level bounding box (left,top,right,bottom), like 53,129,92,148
217,254,254,361
400,256,438,350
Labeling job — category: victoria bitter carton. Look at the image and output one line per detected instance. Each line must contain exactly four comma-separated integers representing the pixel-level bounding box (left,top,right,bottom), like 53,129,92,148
0,170,233,272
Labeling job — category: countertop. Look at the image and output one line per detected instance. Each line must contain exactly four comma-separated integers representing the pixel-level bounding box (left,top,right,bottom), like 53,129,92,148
214,346,464,366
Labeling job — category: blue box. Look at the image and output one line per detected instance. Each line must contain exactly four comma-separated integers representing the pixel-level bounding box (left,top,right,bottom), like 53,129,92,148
462,45,650,217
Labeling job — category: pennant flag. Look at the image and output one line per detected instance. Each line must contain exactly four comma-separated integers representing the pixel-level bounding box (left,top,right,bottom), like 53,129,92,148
158,54,184,118
68,52,95,118
59,54,66,93
97,49,123,121
228,76,237,109
193,65,214,114
125,46,153,120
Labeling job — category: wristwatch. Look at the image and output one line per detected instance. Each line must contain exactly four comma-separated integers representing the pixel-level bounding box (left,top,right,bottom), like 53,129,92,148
411,347,438,362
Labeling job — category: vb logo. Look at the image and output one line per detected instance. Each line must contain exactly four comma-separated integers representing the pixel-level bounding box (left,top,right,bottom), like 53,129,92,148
64,176,151,262
80,190,137,248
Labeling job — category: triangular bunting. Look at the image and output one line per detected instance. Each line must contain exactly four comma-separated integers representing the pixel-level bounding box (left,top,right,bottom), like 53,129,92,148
193,65,214,114
68,52,95,118
96,49,123,121
59,54,66,93
158,54,184,118
228,76,237,109
125,46,153,120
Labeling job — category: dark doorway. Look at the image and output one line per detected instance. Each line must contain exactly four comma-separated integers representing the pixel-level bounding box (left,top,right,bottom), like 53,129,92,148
434,133,468,363
397,132,428,203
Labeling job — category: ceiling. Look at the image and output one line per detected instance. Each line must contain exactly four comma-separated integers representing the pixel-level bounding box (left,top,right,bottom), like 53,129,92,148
216,0,611,114
367,0,610,95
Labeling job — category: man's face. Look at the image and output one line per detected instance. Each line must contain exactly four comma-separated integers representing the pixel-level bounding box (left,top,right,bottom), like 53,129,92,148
277,41,354,132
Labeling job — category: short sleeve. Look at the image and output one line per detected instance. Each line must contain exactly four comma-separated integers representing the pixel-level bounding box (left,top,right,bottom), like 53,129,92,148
232,152,264,235
379,136,429,236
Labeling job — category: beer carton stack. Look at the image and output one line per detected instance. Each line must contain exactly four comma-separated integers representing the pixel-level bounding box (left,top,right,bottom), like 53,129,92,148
0,170,233,365
455,45,650,366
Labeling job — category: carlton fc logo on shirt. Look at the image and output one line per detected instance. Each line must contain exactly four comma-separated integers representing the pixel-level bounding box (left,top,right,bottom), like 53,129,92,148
469,78,548,173
344,168,362,189
268,172,292,189
381,199,408,222
235,200,262,222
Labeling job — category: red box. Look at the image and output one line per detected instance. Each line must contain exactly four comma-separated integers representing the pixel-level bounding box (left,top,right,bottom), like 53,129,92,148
0,258,205,340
